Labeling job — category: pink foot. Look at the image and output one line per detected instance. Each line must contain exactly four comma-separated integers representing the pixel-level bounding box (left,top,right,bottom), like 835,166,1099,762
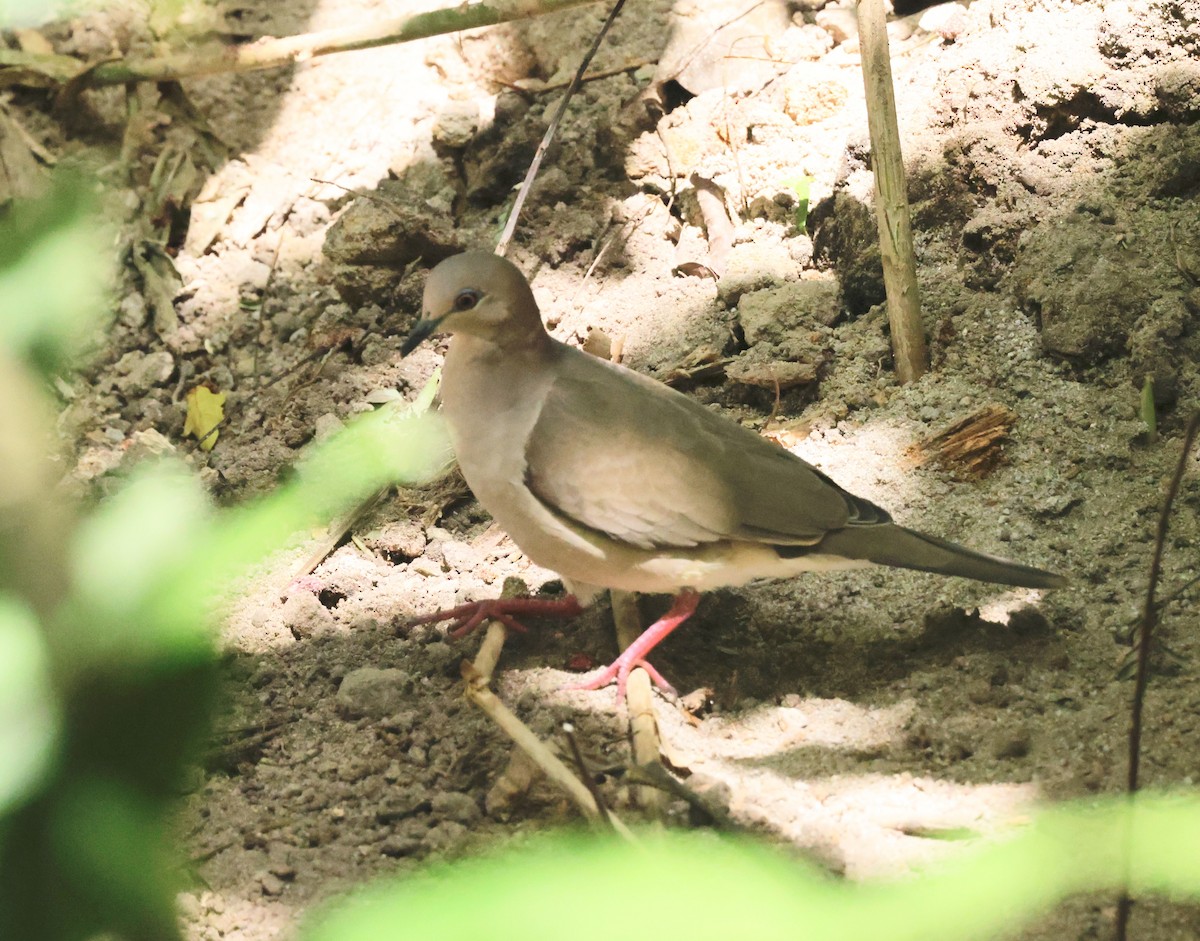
573,590,700,700
407,595,584,638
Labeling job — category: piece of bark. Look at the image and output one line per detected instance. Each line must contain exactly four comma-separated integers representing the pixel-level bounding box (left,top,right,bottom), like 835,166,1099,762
914,404,1017,478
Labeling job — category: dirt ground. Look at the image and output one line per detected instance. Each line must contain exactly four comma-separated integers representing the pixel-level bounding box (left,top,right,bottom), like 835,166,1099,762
18,0,1200,937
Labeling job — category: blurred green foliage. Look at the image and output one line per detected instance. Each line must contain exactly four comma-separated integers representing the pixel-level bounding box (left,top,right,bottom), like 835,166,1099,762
0,171,447,940
0,597,58,816
303,794,1200,941
0,175,112,375
0,0,77,26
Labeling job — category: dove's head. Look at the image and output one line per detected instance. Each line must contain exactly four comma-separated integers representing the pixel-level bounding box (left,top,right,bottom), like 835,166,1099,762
402,252,546,354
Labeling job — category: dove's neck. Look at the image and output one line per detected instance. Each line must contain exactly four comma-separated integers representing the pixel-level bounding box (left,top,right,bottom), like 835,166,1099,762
439,331,564,499
442,331,561,415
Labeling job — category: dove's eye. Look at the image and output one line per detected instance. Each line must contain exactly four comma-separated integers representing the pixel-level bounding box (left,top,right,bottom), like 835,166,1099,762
454,289,482,311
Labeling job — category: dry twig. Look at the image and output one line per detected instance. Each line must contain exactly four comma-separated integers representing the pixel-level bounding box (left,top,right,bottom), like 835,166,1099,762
281,490,388,595
462,622,634,838
562,722,616,827
495,0,627,255
503,58,654,94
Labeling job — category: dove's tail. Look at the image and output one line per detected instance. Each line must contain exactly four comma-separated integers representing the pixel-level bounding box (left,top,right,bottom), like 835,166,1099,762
812,523,1067,590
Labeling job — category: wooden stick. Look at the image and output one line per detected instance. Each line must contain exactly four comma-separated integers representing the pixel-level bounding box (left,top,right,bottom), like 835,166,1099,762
462,627,634,838
77,0,603,88
855,0,927,383
279,489,386,598
625,669,664,813
472,620,509,684
611,589,665,813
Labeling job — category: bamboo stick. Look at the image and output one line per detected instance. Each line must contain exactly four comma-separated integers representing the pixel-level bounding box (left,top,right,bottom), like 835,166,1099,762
855,0,928,383
77,0,603,88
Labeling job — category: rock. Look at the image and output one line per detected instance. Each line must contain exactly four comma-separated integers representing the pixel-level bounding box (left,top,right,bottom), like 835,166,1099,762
336,667,415,719
378,785,431,821
323,196,457,263
421,820,468,854
117,291,148,329
226,253,272,292
432,100,480,151
627,89,727,182
814,6,857,44
258,872,286,897
1128,295,1188,406
1008,607,1053,638
324,181,462,307
918,2,968,42
279,590,338,640
123,428,176,465
528,166,573,205
810,192,884,316
420,641,458,673
717,242,801,306
381,833,423,858
781,70,850,125
1013,215,1145,364
737,279,842,342
313,412,344,442
440,539,482,573
430,791,482,824
655,0,791,96
456,86,547,206
113,350,175,396
990,727,1032,761
362,519,427,561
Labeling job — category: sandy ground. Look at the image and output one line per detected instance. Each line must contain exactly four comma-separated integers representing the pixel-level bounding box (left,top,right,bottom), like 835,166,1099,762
17,0,1200,937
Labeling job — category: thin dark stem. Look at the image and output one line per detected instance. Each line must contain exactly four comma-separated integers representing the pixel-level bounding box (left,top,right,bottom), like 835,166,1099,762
496,57,652,94
1128,411,1200,792
1115,410,1200,941
495,0,627,256
562,723,613,829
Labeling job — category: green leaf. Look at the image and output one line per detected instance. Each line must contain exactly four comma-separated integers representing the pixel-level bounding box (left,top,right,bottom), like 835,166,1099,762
68,460,213,666
48,776,182,941
0,1,79,27
0,595,59,815
406,366,441,416
781,175,813,229
302,794,1200,941
0,174,112,371
145,407,450,627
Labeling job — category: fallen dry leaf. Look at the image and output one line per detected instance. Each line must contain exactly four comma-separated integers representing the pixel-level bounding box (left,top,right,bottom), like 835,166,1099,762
183,386,227,451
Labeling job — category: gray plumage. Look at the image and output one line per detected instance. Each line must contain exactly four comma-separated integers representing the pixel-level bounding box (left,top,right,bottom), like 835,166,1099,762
404,252,1066,605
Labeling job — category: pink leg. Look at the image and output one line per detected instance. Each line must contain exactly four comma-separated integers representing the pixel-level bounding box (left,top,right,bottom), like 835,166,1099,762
408,595,584,638
574,590,700,700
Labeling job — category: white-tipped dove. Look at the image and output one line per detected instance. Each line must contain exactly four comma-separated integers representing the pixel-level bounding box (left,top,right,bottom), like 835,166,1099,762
402,252,1066,697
